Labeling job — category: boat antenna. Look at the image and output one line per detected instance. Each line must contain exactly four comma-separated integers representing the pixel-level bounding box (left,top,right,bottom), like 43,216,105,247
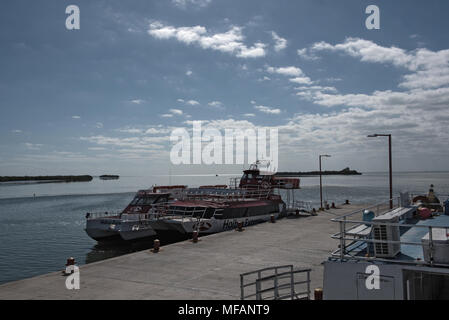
169,164,172,185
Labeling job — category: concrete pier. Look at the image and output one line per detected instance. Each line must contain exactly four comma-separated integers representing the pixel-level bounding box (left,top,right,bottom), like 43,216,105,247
0,204,365,300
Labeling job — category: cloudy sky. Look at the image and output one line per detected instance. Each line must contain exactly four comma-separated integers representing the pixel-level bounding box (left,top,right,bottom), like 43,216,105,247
1,0,449,176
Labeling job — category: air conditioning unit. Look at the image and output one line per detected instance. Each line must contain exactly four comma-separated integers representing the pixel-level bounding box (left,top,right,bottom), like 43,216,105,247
372,214,401,258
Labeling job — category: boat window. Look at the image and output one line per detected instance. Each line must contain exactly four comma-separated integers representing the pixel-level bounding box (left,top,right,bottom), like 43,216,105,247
154,195,168,204
203,208,215,219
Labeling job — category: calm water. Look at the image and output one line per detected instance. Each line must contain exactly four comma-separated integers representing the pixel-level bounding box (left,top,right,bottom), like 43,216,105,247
0,172,448,284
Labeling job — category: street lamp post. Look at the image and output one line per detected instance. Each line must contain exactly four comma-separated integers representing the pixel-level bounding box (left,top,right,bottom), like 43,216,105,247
367,134,393,209
319,154,331,210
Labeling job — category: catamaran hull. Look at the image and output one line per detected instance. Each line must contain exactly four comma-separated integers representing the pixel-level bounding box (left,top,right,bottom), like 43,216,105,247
118,221,157,241
86,218,157,242
85,219,121,241
150,212,281,236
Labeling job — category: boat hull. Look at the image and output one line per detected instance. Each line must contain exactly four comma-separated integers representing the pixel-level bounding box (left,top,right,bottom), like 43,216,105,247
150,212,281,236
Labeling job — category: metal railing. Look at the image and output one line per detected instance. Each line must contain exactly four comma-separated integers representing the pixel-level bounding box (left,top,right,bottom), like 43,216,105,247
240,265,311,300
183,185,274,202
330,196,449,267
86,211,122,219
287,200,313,213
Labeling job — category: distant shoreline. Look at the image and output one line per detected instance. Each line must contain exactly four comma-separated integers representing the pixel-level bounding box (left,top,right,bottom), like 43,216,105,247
0,175,93,183
275,167,362,177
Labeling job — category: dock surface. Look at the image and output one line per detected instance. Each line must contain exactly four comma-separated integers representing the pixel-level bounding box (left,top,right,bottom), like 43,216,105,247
0,204,365,300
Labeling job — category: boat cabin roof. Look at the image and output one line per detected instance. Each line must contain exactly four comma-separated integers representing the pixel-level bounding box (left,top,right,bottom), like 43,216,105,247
334,205,449,267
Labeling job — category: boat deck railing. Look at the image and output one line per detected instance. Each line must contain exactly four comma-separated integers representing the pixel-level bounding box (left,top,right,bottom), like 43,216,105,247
86,201,173,220
229,177,300,190
181,185,274,202
150,204,226,223
330,195,449,267
86,211,122,219
240,265,311,300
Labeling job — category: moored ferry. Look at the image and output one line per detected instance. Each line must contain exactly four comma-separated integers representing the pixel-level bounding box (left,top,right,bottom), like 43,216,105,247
148,187,287,236
85,161,306,242
85,185,186,241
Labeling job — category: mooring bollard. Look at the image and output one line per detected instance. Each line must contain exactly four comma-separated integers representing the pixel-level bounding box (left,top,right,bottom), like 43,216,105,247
314,288,323,300
152,239,160,253
66,257,75,267
64,257,76,275
192,230,199,243
270,214,276,223
345,199,350,205
331,202,336,209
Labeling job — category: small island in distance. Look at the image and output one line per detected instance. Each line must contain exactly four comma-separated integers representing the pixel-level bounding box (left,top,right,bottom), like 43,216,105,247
99,175,120,180
0,175,93,183
275,167,362,177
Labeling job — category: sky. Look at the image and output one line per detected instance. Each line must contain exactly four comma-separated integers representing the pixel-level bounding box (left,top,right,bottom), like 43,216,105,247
1,0,449,176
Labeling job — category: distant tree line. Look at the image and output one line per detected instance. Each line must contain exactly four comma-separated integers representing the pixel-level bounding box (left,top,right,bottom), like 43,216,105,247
275,167,362,176
0,175,93,182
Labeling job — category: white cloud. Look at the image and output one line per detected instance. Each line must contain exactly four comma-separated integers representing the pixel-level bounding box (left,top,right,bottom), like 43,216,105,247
24,143,43,150
161,114,173,118
145,127,170,135
11,129,22,133
208,101,223,108
271,31,287,52
294,85,338,100
243,113,255,117
96,122,104,129
169,108,183,115
289,76,313,85
186,100,200,106
266,66,303,77
72,116,81,119
254,105,281,115
81,135,169,148
311,38,413,68
258,76,271,82
297,48,319,61
298,38,449,108
148,22,266,58
172,0,211,9
88,147,106,151
130,99,145,105
117,128,143,134
186,70,193,76
311,38,449,89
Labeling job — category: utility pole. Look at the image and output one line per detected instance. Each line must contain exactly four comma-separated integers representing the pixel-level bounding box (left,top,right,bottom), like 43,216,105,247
368,134,393,209
319,154,331,210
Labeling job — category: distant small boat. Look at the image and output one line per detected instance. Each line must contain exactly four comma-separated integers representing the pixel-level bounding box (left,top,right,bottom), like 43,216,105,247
99,175,120,180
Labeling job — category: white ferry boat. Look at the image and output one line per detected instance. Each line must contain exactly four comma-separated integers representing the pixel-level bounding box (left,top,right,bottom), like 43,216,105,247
84,185,186,241
85,162,307,241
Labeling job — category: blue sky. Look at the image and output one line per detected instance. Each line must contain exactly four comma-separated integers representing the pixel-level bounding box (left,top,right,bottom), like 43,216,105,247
1,0,449,175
